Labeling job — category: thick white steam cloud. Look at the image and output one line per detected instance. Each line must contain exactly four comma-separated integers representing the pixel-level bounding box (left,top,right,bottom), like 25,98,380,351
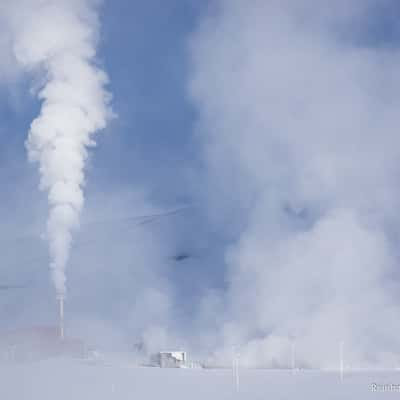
5,0,111,296
190,0,400,368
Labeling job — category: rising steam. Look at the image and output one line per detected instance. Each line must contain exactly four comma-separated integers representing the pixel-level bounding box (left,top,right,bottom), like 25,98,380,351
8,0,111,296
190,0,400,368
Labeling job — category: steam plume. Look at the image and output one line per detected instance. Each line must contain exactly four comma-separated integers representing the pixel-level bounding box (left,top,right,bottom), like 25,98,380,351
9,0,111,297
190,0,400,367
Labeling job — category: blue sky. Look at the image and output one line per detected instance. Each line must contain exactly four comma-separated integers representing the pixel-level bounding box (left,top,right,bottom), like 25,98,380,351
92,1,203,202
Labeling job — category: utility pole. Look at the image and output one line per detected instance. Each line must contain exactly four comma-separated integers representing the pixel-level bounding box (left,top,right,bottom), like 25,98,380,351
339,340,344,381
291,339,296,374
232,346,240,392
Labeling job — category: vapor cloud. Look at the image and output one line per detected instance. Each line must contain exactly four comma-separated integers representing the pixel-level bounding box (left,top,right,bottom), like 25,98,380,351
189,0,400,367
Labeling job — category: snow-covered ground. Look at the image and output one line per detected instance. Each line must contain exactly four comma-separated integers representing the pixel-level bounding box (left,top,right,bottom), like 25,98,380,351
1,359,399,399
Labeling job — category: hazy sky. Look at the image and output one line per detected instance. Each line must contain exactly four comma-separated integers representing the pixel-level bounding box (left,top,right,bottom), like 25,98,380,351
2,0,400,367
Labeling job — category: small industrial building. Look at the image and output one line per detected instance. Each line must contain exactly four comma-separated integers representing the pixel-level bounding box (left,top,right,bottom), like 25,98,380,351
158,351,187,368
0,326,86,362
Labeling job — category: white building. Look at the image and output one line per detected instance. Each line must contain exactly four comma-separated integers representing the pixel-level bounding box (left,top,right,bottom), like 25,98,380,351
158,351,187,368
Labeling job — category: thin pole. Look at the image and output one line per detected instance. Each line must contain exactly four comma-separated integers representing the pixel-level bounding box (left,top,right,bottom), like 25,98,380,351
232,346,240,392
339,341,344,381
235,352,240,392
291,340,296,374
232,346,236,376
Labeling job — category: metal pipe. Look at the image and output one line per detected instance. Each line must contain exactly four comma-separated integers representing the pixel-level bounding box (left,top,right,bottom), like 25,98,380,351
57,295,65,340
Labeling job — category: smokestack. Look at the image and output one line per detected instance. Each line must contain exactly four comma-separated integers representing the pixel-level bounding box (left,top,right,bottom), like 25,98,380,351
57,295,65,340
